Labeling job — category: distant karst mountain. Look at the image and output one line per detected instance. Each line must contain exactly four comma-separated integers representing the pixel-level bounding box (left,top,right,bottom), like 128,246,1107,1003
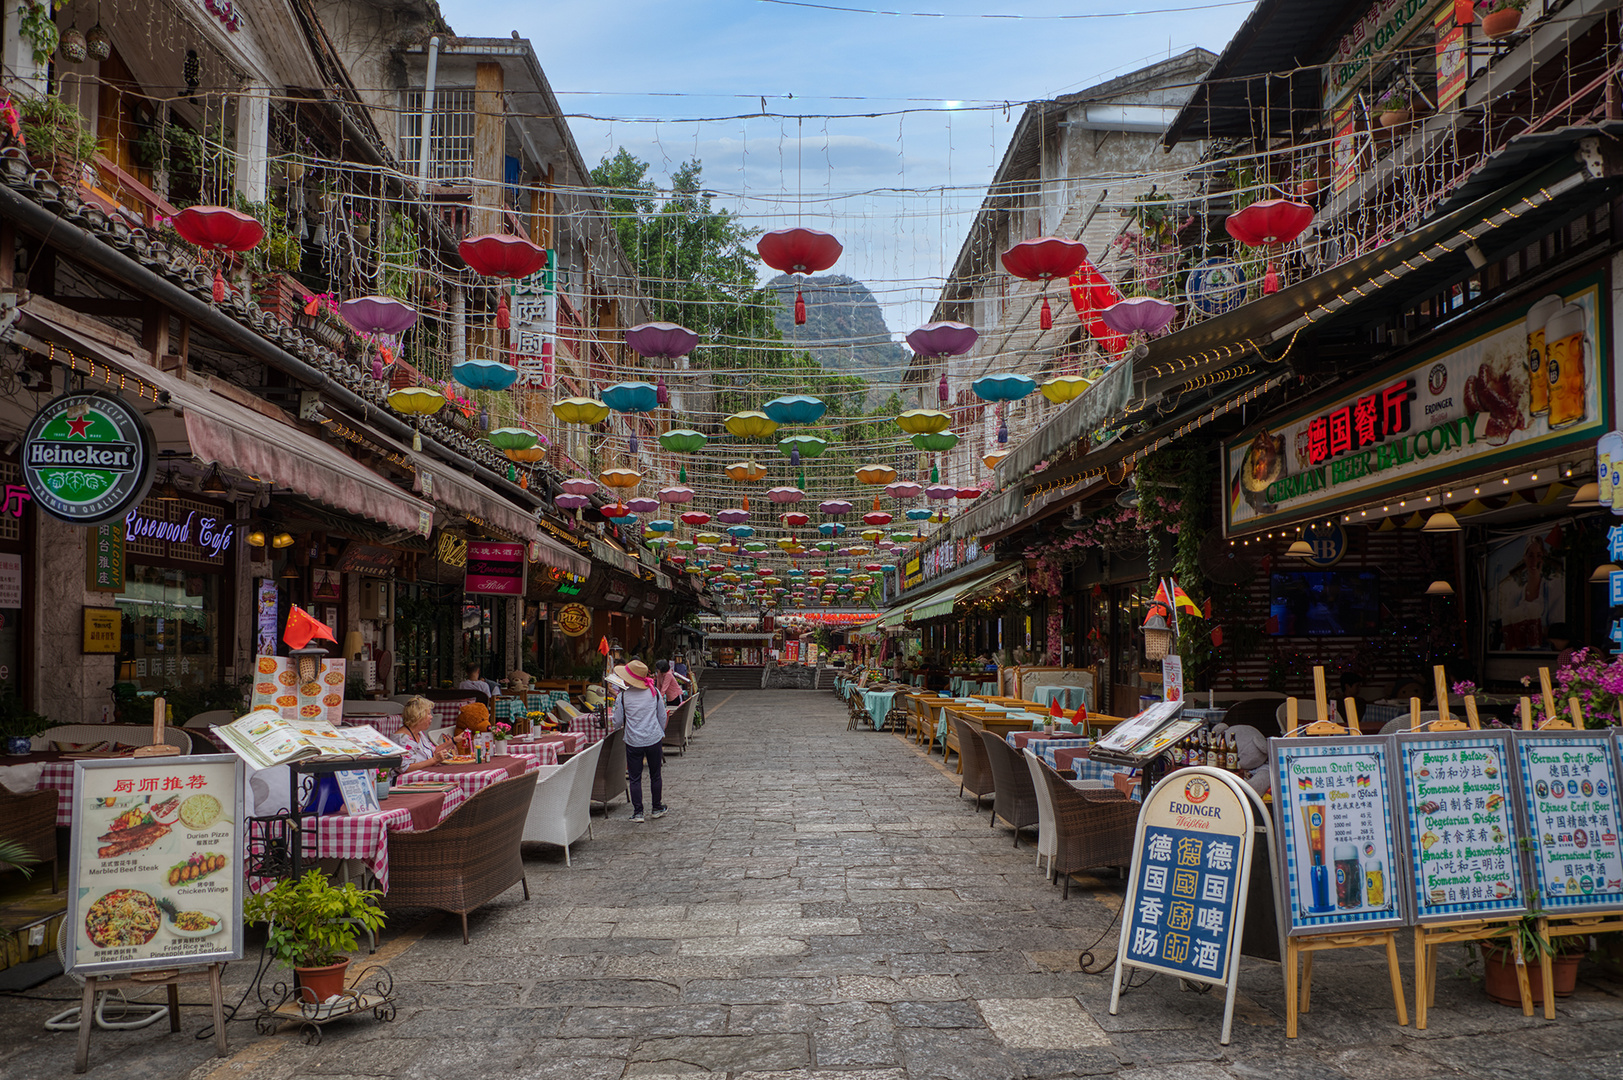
766,274,909,400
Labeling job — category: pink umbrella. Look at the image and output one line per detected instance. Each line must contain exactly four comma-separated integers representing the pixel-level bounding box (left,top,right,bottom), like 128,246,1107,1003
884,481,924,500
767,486,806,504
717,508,750,525
818,500,853,516
627,496,661,514
625,322,700,360
555,494,590,510
1099,296,1176,337
658,485,695,504
925,484,957,501
561,477,597,496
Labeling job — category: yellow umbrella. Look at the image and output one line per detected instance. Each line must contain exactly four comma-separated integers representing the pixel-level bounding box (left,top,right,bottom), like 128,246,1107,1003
599,468,642,490
553,397,611,425
855,465,898,485
895,408,951,435
504,446,546,463
983,450,1009,470
387,386,444,450
1039,375,1092,404
725,411,779,439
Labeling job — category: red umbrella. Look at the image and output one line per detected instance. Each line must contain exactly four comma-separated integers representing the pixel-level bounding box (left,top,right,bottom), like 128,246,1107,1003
459,233,546,330
1224,199,1313,294
956,487,982,500
757,227,842,325
1001,237,1089,329
1068,259,1128,355
172,205,264,302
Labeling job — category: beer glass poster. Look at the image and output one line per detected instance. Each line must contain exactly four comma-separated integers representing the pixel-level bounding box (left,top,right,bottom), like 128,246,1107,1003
1514,732,1623,913
1394,732,1526,923
1224,274,1608,533
66,755,244,976
1270,739,1404,934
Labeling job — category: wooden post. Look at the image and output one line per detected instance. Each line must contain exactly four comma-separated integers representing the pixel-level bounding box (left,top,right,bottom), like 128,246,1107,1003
1432,665,1451,726
471,61,505,237
134,696,179,757
1312,666,1329,722
1539,667,1557,721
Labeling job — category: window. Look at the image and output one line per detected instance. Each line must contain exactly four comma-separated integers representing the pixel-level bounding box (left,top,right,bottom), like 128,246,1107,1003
115,565,219,693
399,89,477,182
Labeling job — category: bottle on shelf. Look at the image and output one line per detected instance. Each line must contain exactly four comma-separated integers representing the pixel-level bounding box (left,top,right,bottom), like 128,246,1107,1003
1226,732,1239,771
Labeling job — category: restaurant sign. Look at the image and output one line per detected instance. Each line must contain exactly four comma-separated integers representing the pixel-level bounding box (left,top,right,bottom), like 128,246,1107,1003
1110,769,1263,1045
465,541,525,596
1513,731,1623,914
1225,276,1609,533
1323,0,1448,112
905,537,982,590
23,392,156,526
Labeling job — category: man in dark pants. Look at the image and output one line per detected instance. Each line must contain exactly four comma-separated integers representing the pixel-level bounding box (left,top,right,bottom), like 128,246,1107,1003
613,659,669,823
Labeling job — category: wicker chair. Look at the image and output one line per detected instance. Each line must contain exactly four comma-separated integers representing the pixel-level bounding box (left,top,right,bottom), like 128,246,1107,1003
1036,757,1139,898
663,697,698,756
0,786,58,891
980,731,1038,847
382,770,537,942
949,715,994,811
592,726,628,814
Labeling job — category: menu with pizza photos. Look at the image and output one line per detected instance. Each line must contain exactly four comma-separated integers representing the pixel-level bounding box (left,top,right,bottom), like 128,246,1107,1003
249,655,346,723
66,756,244,976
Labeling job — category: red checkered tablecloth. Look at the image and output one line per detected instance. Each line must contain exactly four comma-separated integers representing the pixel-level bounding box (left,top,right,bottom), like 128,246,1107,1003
37,760,77,827
430,698,477,727
410,753,545,800
345,712,406,738
249,785,468,894
509,731,588,755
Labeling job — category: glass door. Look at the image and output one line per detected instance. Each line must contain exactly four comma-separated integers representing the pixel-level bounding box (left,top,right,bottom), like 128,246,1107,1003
1109,580,1153,714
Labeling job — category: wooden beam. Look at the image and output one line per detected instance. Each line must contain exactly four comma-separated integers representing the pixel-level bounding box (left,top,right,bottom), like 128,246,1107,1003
471,61,505,237
141,304,170,366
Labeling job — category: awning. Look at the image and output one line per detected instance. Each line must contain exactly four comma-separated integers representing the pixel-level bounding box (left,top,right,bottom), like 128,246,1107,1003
884,563,1024,626
410,450,594,576
11,301,437,536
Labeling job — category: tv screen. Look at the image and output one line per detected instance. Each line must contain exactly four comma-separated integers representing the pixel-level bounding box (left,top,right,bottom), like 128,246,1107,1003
1267,570,1379,636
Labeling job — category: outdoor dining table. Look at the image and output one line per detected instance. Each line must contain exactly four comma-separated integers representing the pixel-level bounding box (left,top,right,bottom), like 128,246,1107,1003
310,784,468,892
508,730,590,756
862,689,900,730
430,697,477,727
3,751,95,827
1050,746,1132,784
409,753,545,800
1031,684,1093,711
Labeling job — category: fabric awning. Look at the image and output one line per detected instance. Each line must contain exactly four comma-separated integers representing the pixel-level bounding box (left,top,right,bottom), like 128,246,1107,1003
884,563,1024,626
409,451,592,576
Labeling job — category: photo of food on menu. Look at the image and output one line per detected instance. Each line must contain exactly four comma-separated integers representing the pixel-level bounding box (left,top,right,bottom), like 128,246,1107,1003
248,655,347,725
72,759,241,972
211,709,401,770
1276,747,1399,922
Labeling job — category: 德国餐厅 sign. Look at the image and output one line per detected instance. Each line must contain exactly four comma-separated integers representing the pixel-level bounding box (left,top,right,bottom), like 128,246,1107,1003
1224,275,1609,534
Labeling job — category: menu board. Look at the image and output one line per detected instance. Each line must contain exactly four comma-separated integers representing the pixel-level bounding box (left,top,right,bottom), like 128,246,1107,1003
66,755,244,976
1119,771,1255,985
1514,732,1623,912
1269,737,1405,935
248,655,346,724
1092,700,1184,764
1394,732,1526,923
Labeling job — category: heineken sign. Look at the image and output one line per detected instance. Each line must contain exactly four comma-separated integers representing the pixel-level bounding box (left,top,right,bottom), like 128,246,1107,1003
23,392,156,526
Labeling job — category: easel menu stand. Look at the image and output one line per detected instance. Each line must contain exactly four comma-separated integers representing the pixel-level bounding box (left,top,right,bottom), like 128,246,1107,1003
1524,670,1623,1021
1409,667,1534,1030
76,699,230,1073
1283,667,1409,1038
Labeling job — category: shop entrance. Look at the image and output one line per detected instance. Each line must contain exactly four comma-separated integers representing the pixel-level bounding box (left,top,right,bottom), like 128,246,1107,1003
1109,579,1153,714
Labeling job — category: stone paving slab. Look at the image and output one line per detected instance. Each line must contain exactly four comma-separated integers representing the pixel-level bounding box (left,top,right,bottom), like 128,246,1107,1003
0,689,1620,1079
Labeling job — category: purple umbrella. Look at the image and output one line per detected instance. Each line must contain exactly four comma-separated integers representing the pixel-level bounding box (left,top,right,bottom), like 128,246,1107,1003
884,481,924,500
625,322,700,360
1100,296,1176,337
339,295,418,338
555,493,591,510
627,496,661,514
767,486,806,504
925,484,957,501
658,485,695,504
717,508,751,525
561,477,598,496
818,499,853,516
906,321,979,358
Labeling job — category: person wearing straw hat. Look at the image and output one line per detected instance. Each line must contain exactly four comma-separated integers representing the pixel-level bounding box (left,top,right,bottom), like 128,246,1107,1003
613,659,669,822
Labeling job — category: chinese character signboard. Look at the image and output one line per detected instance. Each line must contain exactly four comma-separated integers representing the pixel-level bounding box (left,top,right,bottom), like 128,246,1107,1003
66,755,245,976
1270,737,1406,934
1225,276,1610,533
1394,732,1527,923
82,607,120,653
249,656,346,724
511,251,557,388
1111,770,1262,1044
1514,732,1623,913
465,541,525,596
86,522,125,592
1434,2,1467,108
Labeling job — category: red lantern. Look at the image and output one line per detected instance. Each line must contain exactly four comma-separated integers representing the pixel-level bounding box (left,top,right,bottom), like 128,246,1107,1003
757,227,842,326
172,205,265,253
1001,237,1088,332
1224,199,1313,295
1068,257,1129,356
458,233,546,278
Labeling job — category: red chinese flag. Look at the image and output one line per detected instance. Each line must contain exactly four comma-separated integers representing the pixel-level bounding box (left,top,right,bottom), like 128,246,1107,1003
1049,699,1064,718
283,605,337,650
598,636,610,656
1073,704,1088,724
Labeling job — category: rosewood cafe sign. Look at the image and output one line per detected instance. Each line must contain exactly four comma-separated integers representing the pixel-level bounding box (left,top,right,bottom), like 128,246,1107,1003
22,392,156,526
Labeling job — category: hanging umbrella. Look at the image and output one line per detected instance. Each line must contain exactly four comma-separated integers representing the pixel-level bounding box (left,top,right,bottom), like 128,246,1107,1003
763,395,827,425
1100,296,1177,338
1039,375,1091,404
1001,236,1089,329
624,322,700,360
172,205,264,302
658,485,695,505
1224,199,1314,294
911,432,959,452
553,398,610,425
757,227,843,325
659,429,708,453
884,481,923,500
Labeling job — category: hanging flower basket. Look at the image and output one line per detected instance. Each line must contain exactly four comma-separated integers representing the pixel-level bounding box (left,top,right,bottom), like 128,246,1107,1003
1482,7,1522,38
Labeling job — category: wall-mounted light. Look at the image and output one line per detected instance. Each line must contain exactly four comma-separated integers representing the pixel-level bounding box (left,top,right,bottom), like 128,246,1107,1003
1425,580,1455,596
272,530,295,549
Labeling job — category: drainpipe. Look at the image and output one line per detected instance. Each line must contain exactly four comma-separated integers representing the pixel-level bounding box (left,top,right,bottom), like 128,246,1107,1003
417,35,441,186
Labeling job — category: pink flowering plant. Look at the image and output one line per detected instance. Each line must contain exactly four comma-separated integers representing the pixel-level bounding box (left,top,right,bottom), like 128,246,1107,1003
1524,649,1623,728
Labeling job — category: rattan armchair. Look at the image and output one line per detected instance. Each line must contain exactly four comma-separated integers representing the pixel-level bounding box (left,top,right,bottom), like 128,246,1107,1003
382,770,537,942
0,786,58,891
592,726,628,814
949,715,994,811
980,731,1038,847
1035,757,1138,898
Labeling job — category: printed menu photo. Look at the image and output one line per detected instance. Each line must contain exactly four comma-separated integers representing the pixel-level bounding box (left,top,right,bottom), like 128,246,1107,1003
1395,731,1526,923
249,655,346,725
1270,738,1405,934
1514,731,1623,912
66,756,244,976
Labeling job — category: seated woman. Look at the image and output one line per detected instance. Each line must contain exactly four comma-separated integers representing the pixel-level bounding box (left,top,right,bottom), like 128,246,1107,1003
392,697,453,773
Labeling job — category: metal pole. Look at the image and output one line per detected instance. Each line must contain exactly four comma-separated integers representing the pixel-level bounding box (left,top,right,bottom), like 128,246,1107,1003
417,36,441,186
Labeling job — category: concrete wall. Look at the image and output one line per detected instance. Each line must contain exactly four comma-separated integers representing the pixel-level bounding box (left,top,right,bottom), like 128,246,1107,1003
34,515,116,724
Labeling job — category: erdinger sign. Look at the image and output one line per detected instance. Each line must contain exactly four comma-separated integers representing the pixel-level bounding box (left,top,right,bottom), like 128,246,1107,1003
22,393,155,526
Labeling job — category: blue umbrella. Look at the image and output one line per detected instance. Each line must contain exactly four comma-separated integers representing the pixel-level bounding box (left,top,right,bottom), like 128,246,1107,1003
763,394,827,425
452,358,518,391
971,372,1037,402
602,381,660,413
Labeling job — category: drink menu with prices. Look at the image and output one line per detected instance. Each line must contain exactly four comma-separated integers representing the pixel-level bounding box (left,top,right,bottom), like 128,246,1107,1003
1395,732,1525,922
66,756,244,976
1514,732,1623,912
1269,738,1404,933
249,655,346,724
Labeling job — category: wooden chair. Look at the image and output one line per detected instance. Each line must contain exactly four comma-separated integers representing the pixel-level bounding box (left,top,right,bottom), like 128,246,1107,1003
0,786,58,891
949,715,995,811
382,770,537,943
980,731,1039,847
1034,757,1138,898
591,726,628,814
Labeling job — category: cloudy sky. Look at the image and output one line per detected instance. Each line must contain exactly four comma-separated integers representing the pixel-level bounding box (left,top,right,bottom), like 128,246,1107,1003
435,0,1255,333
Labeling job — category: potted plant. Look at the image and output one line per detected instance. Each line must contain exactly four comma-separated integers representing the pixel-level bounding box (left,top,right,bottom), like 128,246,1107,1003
1479,914,1585,1006
1483,0,1527,39
311,178,337,213
242,870,386,1005
17,92,98,188
490,720,512,755
1376,87,1414,129
0,691,52,755
283,154,306,183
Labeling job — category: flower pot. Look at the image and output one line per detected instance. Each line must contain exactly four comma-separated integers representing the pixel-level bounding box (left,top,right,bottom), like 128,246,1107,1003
1295,178,1320,198
5,735,33,756
295,957,351,1005
492,739,508,757
284,159,306,183
1482,946,1581,1006
375,776,390,802
1483,8,1522,38
1379,109,1412,129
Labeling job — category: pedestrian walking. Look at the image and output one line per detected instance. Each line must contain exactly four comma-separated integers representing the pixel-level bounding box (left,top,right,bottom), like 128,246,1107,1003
613,659,669,822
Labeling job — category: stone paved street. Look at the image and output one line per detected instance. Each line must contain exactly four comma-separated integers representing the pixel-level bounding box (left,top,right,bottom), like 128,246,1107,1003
3,689,1622,1079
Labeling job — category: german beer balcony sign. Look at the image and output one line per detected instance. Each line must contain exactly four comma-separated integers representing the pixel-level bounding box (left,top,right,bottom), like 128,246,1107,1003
23,392,155,526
